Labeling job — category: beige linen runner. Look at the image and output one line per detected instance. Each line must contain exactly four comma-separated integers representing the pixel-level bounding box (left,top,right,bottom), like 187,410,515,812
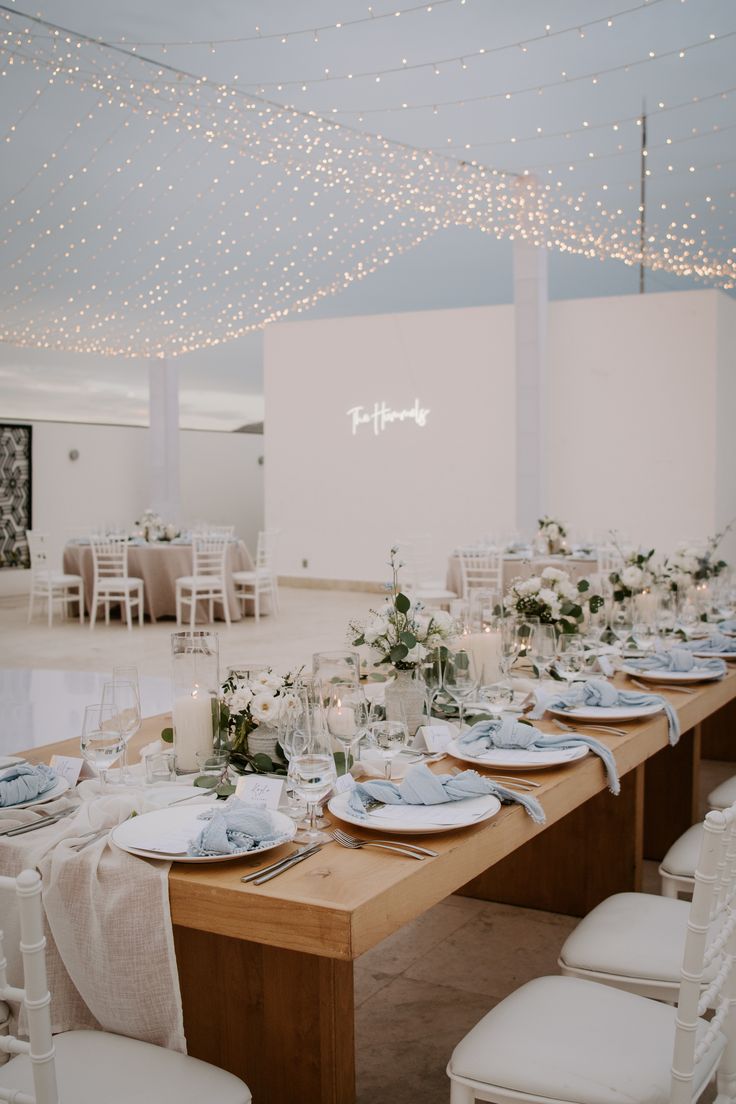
0,785,186,1053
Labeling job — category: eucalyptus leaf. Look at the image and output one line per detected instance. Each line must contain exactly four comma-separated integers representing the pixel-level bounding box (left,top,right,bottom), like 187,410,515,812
251,752,275,772
400,631,417,649
160,727,174,744
215,783,236,798
193,775,219,789
395,592,411,614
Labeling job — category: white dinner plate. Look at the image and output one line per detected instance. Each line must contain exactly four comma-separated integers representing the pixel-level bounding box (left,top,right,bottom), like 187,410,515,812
2,776,71,810
111,804,296,863
691,650,736,661
327,789,501,834
0,756,26,770
547,702,663,723
620,664,724,684
447,739,588,771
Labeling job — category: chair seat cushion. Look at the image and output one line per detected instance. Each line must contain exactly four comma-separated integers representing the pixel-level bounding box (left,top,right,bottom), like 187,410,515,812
176,576,224,588
36,572,83,587
660,823,701,878
232,569,272,583
0,1030,251,1104
415,586,456,600
708,775,736,810
95,577,142,590
448,975,722,1104
559,892,717,986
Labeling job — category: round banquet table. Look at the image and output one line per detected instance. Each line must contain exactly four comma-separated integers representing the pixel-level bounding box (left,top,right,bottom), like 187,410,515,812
63,539,259,622
446,553,599,597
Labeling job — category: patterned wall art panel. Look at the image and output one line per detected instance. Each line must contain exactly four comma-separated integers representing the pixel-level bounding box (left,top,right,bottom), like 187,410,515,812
0,424,32,568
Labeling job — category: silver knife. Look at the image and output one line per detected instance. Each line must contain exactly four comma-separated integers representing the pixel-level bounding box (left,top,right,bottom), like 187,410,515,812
252,846,322,885
241,843,321,883
0,809,73,837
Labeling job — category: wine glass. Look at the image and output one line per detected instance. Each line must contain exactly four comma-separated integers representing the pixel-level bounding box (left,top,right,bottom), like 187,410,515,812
555,635,586,689
101,677,141,784
442,647,480,729
528,623,557,680
323,683,370,774
288,716,337,844
499,619,521,680
655,588,678,636
368,720,410,779
610,599,633,651
479,681,513,718
80,703,125,788
415,647,445,722
312,651,361,689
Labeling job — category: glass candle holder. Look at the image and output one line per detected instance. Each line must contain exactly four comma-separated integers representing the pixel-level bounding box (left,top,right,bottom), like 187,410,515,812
171,631,220,773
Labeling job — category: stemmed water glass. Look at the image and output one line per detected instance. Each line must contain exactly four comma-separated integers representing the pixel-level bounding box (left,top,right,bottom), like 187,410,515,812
555,635,586,689
415,647,445,723
367,720,410,779
610,599,633,652
528,623,557,680
499,619,521,681
80,703,125,788
323,683,371,774
100,672,141,784
442,647,480,729
288,711,337,844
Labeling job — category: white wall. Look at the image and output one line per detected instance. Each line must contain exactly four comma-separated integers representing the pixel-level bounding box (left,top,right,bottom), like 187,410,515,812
265,289,736,584
0,421,264,591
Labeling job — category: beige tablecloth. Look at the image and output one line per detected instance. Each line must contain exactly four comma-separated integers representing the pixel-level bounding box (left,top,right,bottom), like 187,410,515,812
446,554,598,597
63,540,257,622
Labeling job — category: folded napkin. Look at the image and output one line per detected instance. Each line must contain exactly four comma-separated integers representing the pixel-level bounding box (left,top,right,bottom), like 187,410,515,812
625,647,726,676
531,678,680,746
684,633,736,656
717,620,736,634
457,715,619,796
348,762,545,824
188,798,285,857
0,762,57,807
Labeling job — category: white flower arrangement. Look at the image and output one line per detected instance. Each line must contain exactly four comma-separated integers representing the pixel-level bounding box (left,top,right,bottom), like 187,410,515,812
536,515,568,555
220,667,300,772
349,547,456,669
133,508,179,543
504,566,602,633
663,521,734,591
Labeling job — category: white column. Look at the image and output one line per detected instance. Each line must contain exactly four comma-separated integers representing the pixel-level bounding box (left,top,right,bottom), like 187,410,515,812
513,219,548,535
148,356,180,520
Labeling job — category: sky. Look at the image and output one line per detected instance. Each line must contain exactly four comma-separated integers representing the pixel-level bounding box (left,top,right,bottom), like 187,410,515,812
0,0,734,429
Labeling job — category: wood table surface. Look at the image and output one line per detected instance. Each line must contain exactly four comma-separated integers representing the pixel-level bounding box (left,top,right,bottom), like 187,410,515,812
18,666,736,1104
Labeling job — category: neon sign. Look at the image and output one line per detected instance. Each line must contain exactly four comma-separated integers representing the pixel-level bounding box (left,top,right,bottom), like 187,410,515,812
346,399,430,436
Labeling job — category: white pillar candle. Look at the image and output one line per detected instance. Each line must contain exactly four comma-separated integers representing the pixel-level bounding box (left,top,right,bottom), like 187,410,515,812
327,703,357,739
466,631,502,685
172,689,214,772
635,591,657,623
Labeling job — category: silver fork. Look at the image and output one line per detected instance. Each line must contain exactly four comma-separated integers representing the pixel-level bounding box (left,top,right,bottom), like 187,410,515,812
331,828,437,859
552,718,627,738
629,677,695,696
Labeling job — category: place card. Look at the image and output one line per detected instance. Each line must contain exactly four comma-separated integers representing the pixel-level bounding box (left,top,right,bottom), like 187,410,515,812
235,775,285,810
49,755,94,786
414,724,453,753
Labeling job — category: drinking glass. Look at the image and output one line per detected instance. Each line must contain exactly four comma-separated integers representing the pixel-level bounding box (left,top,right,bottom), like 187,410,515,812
655,589,678,635
442,647,480,729
584,603,608,647
415,647,445,722
323,684,371,774
499,619,521,680
80,704,125,788
555,635,586,688
528,623,557,680
312,651,361,690
101,677,141,783
610,599,634,650
516,616,539,661
479,682,513,718
368,720,411,779
288,720,337,844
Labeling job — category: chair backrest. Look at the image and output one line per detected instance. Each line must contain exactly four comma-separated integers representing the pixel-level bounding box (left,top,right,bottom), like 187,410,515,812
255,530,279,571
192,536,229,577
0,870,59,1104
670,803,736,1103
192,524,234,540
25,531,51,575
90,535,129,579
457,547,503,598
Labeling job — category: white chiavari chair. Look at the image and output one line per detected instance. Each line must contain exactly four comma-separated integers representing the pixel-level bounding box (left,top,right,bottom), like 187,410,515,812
447,804,736,1104
233,529,279,622
0,869,251,1104
89,536,143,630
25,531,84,627
175,535,231,627
397,535,457,609
457,547,503,601
657,779,736,900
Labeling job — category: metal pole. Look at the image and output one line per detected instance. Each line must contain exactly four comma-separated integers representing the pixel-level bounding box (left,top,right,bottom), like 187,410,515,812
639,104,647,294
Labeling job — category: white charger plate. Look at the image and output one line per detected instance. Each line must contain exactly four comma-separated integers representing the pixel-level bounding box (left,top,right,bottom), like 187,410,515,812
447,739,587,771
620,663,724,684
111,804,296,863
3,776,71,810
547,702,662,723
691,649,736,661
328,789,501,834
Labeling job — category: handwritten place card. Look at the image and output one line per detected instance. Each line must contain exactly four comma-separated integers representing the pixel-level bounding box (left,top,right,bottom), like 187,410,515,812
235,775,285,810
414,725,454,753
49,755,94,786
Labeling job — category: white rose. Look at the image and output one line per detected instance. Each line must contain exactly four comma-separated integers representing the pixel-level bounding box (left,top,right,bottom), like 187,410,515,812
622,565,644,589
541,566,565,583
227,687,253,712
250,691,279,723
413,613,433,639
430,609,453,635
546,523,560,540
403,644,427,665
538,587,558,609
363,612,387,644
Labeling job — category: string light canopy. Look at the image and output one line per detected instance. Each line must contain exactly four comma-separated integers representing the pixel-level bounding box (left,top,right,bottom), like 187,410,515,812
0,0,734,360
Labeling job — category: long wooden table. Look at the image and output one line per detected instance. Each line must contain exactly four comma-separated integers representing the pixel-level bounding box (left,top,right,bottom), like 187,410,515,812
19,669,736,1104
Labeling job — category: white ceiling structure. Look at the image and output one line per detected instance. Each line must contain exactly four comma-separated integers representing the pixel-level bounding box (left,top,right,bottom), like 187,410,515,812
1,0,735,427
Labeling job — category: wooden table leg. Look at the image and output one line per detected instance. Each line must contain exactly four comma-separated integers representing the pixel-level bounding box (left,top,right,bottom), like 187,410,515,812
643,725,700,861
701,701,736,761
173,926,355,1104
456,764,644,916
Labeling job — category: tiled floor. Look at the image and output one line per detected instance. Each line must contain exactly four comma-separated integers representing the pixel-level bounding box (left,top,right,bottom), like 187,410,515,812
0,586,731,1103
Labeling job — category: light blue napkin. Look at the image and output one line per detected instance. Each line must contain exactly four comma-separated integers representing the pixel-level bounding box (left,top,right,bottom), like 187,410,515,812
457,715,620,795
684,633,736,656
0,763,57,808
532,678,680,746
348,762,545,824
718,620,736,634
187,799,285,857
625,647,726,676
